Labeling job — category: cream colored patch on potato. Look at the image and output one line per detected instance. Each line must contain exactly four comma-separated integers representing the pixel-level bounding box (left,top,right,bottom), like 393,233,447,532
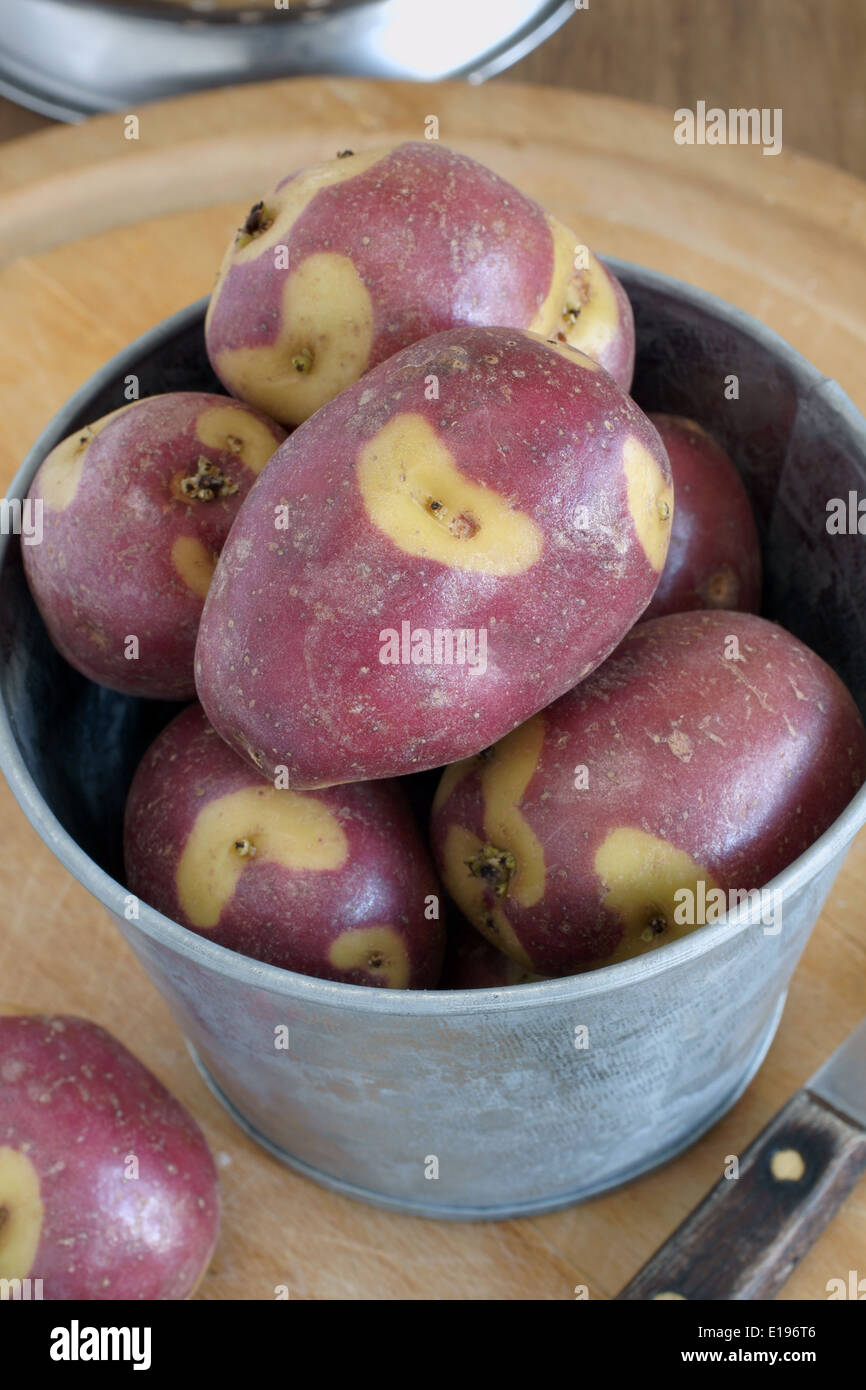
221,146,388,269
0,1147,44,1282
441,824,534,970
195,405,280,474
594,827,718,964
357,413,543,575
177,786,348,929
36,405,135,511
530,216,620,362
668,415,711,439
171,535,217,599
431,755,478,815
328,925,410,988
480,715,546,908
213,252,374,427
623,435,674,572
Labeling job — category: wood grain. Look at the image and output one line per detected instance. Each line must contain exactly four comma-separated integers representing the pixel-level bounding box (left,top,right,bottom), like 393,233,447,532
3,0,866,177
0,78,864,1301
508,0,866,181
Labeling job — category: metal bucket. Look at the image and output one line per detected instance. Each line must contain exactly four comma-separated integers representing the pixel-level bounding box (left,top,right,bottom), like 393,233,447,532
0,0,577,121
2,261,866,1218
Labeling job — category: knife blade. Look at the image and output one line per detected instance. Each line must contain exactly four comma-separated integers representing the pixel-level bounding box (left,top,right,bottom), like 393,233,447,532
809,1018,866,1130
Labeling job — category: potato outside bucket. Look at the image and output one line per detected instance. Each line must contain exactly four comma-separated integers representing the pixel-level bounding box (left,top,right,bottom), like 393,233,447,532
2,260,865,1218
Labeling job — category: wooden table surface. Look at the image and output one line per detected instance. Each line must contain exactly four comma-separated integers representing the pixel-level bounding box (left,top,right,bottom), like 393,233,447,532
0,77,865,1301
3,0,865,179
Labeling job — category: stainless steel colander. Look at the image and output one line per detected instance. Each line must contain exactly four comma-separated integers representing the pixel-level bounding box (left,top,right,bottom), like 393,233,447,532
0,0,576,121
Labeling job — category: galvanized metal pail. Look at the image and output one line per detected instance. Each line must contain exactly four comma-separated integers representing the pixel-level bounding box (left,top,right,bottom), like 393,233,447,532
2,261,865,1217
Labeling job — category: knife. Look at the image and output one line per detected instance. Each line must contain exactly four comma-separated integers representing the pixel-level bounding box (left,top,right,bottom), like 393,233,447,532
616,1018,866,1300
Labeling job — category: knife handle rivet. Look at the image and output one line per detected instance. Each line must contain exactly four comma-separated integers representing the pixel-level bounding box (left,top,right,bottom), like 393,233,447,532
770,1147,806,1182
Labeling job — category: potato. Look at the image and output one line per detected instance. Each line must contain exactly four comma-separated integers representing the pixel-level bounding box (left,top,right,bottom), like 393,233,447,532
195,326,673,789
643,414,762,620
124,705,445,987
430,611,866,976
0,1010,219,1300
204,141,634,426
23,392,286,699
440,917,544,989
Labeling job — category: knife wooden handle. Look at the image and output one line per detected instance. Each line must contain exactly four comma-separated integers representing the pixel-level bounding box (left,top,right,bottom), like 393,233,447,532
616,1089,866,1300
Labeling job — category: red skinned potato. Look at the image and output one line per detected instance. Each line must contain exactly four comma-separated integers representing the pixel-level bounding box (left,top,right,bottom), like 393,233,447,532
124,704,445,987
440,917,545,989
23,392,286,699
195,326,673,789
430,611,866,977
643,414,762,621
204,140,634,426
0,1010,219,1300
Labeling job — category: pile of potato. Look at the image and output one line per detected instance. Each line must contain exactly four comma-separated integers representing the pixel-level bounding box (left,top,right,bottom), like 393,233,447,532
23,141,866,989
9,137,866,1303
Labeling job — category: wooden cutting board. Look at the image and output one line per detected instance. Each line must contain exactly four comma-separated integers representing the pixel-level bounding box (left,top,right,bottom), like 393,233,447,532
1,78,865,1302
